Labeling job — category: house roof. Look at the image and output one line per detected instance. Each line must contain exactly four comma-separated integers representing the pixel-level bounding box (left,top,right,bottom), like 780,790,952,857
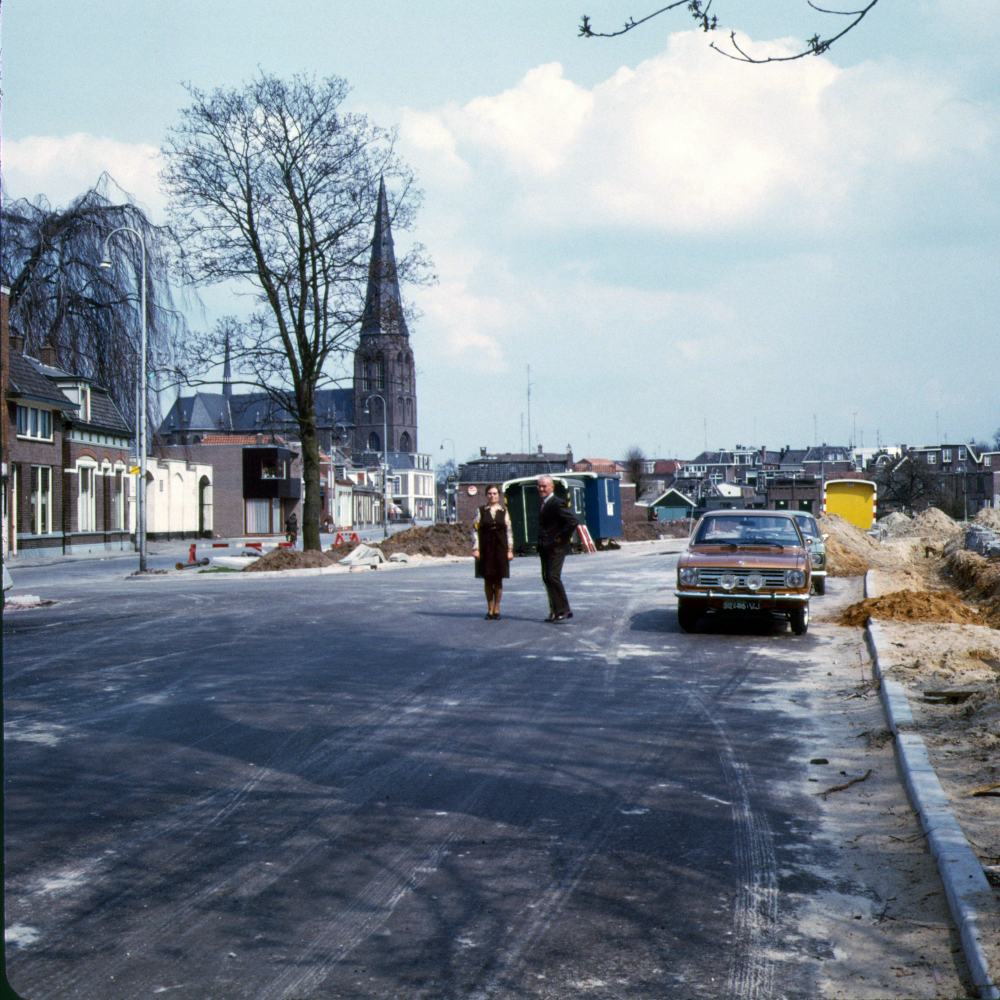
6,352,76,408
642,487,696,507
28,358,131,434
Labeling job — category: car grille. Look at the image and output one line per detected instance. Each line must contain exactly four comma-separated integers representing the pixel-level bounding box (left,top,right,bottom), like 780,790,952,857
697,569,788,589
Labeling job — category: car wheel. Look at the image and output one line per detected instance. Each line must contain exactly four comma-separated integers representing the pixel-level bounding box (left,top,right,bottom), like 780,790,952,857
789,604,809,635
813,576,825,596
677,603,700,633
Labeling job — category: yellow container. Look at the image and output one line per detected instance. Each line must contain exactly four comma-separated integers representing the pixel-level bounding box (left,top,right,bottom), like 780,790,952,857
823,479,876,530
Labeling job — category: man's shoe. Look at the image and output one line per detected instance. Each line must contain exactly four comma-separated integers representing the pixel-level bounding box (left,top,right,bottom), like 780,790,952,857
555,612,573,621
545,613,559,622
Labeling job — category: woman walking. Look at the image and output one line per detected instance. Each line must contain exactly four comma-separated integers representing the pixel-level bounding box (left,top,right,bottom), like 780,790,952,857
472,484,514,619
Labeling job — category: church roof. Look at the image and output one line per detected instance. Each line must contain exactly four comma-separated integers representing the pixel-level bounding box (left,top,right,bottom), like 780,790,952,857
360,177,409,340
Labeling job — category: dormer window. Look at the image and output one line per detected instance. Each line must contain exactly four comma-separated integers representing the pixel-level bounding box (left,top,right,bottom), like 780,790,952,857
78,385,91,423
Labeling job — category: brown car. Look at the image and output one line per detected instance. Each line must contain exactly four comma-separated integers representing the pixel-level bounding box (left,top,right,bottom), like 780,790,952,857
675,510,812,635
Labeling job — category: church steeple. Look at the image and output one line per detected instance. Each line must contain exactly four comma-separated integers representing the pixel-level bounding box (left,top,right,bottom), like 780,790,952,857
352,176,418,457
360,176,409,339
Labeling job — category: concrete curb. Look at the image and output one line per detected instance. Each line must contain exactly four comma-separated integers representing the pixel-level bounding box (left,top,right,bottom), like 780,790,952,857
123,556,474,582
864,570,998,999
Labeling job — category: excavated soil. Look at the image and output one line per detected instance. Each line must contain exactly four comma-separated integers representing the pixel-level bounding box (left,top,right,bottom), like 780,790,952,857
944,547,1000,628
972,507,1000,530
331,522,473,562
653,518,696,539
888,507,963,541
838,589,987,627
818,513,887,576
242,547,336,572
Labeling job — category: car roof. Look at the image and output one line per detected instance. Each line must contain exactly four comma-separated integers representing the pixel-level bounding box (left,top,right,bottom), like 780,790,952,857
699,510,797,519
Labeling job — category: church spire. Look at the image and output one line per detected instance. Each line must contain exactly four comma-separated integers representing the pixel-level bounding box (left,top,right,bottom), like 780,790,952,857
360,176,409,339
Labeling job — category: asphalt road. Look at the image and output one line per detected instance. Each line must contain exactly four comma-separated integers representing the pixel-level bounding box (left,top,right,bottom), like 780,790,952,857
0,546,953,998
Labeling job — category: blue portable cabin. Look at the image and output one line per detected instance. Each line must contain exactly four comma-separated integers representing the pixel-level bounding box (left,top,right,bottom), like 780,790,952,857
502,474,586,554
574,471,622,543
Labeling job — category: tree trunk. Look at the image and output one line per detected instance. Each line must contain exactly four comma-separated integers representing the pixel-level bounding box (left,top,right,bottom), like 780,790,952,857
299,410,322,552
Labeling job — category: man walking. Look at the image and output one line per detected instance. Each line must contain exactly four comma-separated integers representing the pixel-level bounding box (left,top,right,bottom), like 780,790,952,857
536,476,578,622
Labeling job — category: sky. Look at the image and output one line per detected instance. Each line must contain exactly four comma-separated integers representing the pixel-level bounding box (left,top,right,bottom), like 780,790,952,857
3,1,998,465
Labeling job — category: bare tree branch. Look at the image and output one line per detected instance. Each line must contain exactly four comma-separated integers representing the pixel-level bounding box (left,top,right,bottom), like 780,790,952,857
580,0,879,61
0,174,191,446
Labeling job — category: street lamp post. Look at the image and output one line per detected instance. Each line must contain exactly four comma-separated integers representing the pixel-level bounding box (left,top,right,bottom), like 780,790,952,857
363,394,389,539
101,227,148,573
440,438,456,522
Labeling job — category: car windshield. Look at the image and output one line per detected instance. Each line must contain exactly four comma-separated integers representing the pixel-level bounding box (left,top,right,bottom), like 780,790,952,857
793,514,820,539
694,515,803,547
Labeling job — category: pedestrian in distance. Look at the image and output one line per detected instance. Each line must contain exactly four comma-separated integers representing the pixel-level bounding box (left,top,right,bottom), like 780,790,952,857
472,484,514,620
536,475,578,622
284,511,298,547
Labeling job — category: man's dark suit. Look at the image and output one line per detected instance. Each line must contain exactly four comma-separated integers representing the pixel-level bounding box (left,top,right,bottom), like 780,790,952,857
537,493,578,617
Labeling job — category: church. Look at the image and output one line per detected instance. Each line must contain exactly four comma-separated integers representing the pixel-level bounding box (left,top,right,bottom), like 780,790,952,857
159,177,418,460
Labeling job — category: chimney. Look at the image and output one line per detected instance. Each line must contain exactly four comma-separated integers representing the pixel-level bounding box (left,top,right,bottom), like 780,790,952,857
39,343,57,367
537,444,543,455
480,446,487,457
11,333,25,355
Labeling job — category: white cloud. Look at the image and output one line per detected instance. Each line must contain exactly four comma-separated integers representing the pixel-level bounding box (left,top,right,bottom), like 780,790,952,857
404,31,996,236
2,133,165,219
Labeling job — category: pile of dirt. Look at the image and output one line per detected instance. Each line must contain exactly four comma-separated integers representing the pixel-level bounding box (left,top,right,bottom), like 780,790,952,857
837,589,987,627
891,507,960,542
329,523,473,562
878,511,912,534
621,522,668,542
242,547,336,572
655,518,696,539
943,547,1000,628
973,507,1000,530
817,513,883,576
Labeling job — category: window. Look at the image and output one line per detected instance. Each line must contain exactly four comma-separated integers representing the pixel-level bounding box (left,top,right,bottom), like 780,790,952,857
114,472,124,530
377,355,386,390
29,466,52,534
15,405,54,441
959,448,966,461
942,449,952,462
368,432,380,451
80,385,91,422
986,456,993,468
78,466,96,531
927,454,937,465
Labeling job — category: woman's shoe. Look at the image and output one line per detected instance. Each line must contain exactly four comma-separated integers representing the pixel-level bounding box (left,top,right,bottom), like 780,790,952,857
485,612,494,620
493,612,501,620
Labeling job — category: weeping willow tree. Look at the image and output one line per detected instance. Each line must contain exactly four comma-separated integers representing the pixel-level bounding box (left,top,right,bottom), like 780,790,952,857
1,174,189,442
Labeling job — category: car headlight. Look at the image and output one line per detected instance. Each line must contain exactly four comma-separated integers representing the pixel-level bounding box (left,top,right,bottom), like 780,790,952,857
678,567,698,586
747,572,763,591
812,552,825,569
786,569,806,588
720,572,736,591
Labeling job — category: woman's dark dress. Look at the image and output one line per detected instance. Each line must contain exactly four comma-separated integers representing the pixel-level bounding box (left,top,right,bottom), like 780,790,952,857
475,506,510,580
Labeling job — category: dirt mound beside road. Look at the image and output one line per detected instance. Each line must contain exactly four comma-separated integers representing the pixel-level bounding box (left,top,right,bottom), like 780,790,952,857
242,547,335,572
973,507,1000,530
891,507,960,542
330,523,473,562
838,589,987,627
817,513,883,576
944,547,1000,628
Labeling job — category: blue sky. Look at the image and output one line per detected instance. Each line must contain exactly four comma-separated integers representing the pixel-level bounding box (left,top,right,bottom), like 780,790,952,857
3,1,998,463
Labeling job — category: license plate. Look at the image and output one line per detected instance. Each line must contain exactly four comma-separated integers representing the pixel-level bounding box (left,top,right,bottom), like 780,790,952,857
723,600,760,611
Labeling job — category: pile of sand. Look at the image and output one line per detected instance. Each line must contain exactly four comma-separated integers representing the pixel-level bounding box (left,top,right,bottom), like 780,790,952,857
621,522,668,541
891,507,960,542
973,507,1000,530
331,522,473,562
944,547,1000,628
243,547,336,572
879,511,912,534
655,518,696,539
817,513,883,576
838,589,986,627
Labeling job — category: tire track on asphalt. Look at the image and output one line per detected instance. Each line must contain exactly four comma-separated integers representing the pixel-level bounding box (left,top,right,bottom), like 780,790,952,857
256,650,590,1000
17,640,538,1000
690,691,777,1000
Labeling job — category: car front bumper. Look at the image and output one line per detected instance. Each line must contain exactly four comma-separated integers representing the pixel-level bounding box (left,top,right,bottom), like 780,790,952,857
674,589,811,610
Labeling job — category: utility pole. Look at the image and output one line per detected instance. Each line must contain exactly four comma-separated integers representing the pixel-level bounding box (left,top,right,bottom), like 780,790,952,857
520,413,524,454
526,365,532,454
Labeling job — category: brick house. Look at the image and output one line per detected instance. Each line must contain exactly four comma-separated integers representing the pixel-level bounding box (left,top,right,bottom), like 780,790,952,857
156,435,301,537
5,336,133,556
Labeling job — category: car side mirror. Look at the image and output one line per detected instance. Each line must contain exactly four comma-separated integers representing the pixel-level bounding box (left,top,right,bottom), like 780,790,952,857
821,533,829,541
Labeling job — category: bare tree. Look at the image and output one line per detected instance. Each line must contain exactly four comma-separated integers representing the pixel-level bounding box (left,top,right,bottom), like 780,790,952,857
993,427,1000,451
1,175,188,440
622,446,648,501
872,454,944,514
161,72,429,550
580,1,880,63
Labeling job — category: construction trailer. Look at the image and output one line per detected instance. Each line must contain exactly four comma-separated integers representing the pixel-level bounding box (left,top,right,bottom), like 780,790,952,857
823,478,877,530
